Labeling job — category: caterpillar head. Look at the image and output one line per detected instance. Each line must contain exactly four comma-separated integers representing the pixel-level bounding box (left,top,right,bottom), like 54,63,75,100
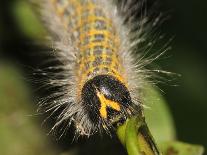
81,75,138,133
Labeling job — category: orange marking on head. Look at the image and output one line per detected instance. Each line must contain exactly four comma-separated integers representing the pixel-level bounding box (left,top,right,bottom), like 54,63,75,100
96,91,120,119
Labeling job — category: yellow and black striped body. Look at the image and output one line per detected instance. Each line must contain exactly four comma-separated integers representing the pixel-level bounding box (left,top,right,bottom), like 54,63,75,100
52,0,125,87
50,0,136,130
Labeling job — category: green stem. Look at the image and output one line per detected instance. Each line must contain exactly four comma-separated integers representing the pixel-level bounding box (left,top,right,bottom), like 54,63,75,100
117,116,160,155
125,117,142,155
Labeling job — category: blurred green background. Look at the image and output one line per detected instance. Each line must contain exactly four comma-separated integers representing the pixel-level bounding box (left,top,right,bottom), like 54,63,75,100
0,0,206,154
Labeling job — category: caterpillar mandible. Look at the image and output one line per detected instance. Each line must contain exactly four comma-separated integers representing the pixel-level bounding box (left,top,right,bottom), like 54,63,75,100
32,0,164,151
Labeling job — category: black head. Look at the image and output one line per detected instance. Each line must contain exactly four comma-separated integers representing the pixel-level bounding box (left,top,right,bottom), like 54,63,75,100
81,75,137,131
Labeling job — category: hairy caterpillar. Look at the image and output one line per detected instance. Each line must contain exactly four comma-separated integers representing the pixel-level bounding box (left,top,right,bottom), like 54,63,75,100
31,0,165,153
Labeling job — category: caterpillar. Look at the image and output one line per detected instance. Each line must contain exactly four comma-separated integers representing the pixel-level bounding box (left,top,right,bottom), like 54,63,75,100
31,0,164,152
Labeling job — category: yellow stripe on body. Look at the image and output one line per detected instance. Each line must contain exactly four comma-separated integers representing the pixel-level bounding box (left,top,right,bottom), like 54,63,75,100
52,0,126,97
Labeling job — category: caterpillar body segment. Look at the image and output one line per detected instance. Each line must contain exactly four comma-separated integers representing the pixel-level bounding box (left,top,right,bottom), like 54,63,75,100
49,0,126,86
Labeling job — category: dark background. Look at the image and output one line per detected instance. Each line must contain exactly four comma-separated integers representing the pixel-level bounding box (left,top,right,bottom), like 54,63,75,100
163,0,207,148
0,0,207,151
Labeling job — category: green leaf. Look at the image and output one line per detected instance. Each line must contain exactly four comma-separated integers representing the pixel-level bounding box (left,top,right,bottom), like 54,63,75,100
12,0,47,40
117,84,205,155
160,141,204,155
141,84,176,143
